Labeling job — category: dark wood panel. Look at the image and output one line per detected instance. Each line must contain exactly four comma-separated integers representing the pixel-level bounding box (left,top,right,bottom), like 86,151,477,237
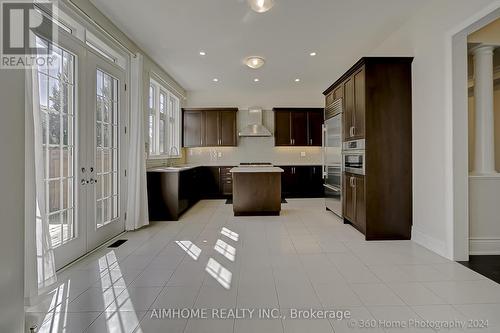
343,76,354,140
353,67,365,139
364,59,412,240
291,111,308,146
219,111,237,146
182,110,203,147
204,111,219,146
343,173,355,223
232,172,281,216
354,174,366,234
307,111,323,146
274,110,291,146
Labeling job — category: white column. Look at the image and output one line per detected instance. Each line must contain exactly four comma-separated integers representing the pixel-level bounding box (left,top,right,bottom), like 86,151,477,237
472,45,497,174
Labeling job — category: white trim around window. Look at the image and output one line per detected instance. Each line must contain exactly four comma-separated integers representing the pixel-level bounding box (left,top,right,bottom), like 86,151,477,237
148,78,181,158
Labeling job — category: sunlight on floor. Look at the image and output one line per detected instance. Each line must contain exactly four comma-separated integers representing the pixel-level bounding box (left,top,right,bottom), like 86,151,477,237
205,258,232,290
175,240,202,260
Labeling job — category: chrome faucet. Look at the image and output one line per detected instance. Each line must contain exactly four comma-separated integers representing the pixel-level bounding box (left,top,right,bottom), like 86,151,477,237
167,146,179,167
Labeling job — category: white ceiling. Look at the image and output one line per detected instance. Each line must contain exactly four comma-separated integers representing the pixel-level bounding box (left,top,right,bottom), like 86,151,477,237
90,0,432,106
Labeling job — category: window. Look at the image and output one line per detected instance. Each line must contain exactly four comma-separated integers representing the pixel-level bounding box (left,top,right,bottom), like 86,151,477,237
36,36,77,248
148,78,181,157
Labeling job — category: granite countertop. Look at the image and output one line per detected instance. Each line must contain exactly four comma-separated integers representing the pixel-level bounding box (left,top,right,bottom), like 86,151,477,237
147,165,199,172
230,166,284,173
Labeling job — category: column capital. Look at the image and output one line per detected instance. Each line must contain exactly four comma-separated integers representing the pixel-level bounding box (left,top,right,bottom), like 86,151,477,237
471,44,496,56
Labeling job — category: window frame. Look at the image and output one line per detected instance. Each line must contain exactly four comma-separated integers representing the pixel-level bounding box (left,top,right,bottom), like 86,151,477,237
148,78,181,158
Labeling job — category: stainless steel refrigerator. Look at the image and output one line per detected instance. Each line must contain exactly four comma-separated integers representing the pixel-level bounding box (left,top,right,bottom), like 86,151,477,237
323,102,342,217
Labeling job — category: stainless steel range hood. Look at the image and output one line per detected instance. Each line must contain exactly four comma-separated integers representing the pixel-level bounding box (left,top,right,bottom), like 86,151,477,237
238,107,272,137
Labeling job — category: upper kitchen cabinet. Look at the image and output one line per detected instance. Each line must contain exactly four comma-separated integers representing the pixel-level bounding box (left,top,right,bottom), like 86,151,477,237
338,67,365,141
182,108,237,147
182,110,204,147
273,108,323,146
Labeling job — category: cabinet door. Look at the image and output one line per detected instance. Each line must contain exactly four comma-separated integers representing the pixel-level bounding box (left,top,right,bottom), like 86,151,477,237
275,111,291,146
353,67,365,139
281,166,296,196
309,166,324,196
354,175,366,233
343,173,356,223
291,111,308,146
183,110,203,147
343,77,354,141
204,111,219,146
333,85,344,101
219,111,237,146
307,111,323,146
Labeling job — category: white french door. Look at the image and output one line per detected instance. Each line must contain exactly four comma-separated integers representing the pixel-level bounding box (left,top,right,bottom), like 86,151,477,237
85,51,126,252
35,32,127,270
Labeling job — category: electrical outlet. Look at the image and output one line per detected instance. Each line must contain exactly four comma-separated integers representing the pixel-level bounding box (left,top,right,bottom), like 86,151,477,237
218,152,222,158
300,151,306,157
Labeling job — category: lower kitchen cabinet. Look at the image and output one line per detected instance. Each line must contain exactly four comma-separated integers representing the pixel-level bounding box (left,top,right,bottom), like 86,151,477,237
203,166,233,198
147,166,234,221
343,172,365,234
279,165,324,198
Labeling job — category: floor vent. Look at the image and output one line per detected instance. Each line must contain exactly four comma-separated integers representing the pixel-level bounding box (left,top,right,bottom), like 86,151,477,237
108,239,128,248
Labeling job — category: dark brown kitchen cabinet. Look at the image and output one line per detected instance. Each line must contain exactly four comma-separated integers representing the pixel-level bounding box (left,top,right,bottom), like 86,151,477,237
274,110,292,146
290,111,308,145
353,68,365,139
307,110,323,146
340,67,365,140
219,111,237,146
183,110,204,147
182,108,237,147
343,173,366,234
324,57,413,240
204,111,219,146
343,75,355,140
279,165,324,198
273,108,323,146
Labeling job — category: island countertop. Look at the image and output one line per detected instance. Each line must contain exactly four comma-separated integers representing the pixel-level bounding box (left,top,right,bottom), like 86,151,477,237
230,166,284,173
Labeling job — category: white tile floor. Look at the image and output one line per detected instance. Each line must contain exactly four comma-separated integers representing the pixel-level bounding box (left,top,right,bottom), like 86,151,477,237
25,199,500,332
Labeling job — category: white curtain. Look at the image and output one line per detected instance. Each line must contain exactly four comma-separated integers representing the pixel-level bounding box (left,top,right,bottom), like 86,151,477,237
126,53,150,230
25,68,57,301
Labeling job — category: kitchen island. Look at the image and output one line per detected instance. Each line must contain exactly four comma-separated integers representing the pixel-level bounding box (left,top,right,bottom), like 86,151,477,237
230,166,284,216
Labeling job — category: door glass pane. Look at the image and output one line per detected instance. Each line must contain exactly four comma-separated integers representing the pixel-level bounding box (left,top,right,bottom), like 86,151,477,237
36,37,76,248
96,69,119,228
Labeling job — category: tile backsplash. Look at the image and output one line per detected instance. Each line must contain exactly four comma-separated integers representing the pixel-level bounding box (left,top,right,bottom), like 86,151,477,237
186,141,322,166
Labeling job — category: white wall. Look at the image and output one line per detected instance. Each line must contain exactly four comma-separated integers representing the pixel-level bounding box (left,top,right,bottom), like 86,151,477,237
369,0,500,259
0,70,25,331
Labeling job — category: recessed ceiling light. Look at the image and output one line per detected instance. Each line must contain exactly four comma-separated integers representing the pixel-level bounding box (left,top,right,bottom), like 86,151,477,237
213,78,219,82
295,78,301,82
245,56,265,69
253,78,260,82
309,52,317,56
199,51,206,56
248,0,275,13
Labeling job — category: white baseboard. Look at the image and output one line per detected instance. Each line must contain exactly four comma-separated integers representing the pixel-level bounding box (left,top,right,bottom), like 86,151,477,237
469,238,500,255
412,227,449,259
